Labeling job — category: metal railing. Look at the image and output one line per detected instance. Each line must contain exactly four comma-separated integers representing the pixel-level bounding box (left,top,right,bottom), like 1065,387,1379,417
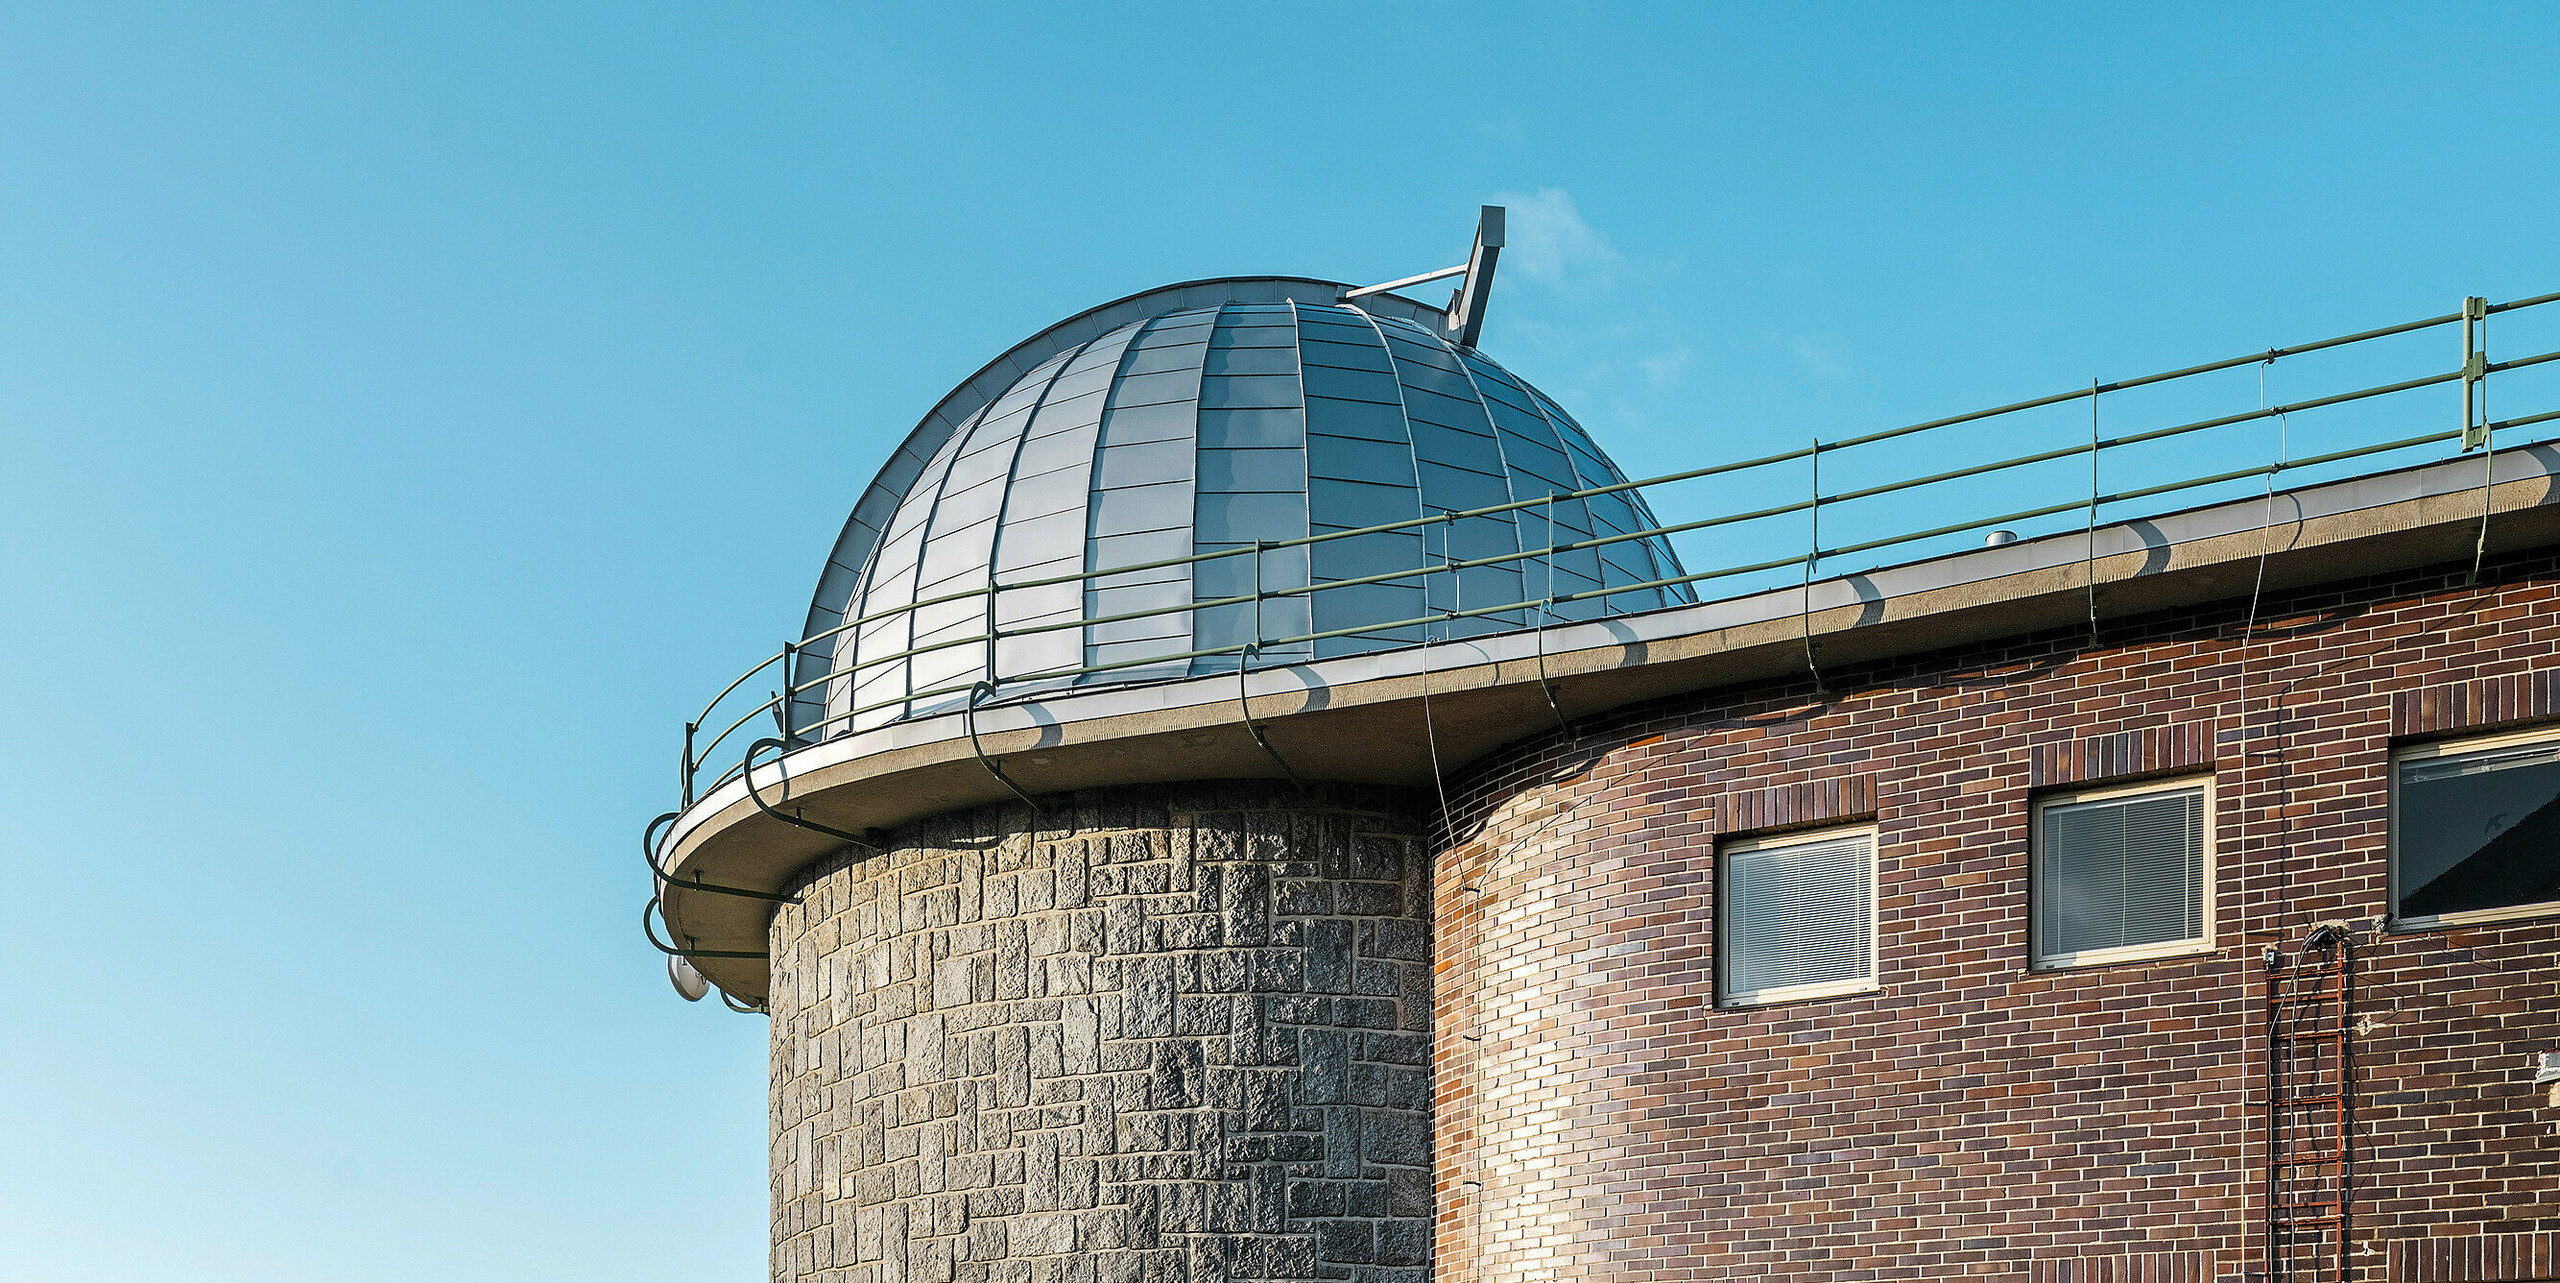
670,290,2560,813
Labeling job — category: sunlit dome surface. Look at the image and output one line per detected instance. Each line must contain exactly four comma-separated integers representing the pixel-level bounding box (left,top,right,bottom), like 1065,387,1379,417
798,278,1692,736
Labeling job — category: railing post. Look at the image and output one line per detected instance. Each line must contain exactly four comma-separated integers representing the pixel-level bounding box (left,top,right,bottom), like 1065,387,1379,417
1801,442,1824,691
2087,377,2102,645
778,640,797,747
681,721,697,808
2463,295,2491,451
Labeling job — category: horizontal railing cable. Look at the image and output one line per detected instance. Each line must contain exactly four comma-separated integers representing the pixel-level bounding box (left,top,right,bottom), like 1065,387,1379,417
692,298,2560,726
668,290,2560,801
770,348,2560,706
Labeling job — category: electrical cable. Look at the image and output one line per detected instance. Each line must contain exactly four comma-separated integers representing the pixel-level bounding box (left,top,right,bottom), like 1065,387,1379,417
1532,493,1572,739
1418,515,1456,845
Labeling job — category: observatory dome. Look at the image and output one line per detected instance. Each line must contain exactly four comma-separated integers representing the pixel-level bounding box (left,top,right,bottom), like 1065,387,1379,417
797,278,1692,737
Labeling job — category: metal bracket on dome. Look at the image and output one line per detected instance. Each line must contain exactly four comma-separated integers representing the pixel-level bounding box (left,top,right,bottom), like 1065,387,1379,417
1342,263,1471,303
1442,206,1505,349
1339,205,1507,349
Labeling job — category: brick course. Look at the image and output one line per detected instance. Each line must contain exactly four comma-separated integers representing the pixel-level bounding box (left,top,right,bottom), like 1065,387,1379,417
1433,552,2560,1282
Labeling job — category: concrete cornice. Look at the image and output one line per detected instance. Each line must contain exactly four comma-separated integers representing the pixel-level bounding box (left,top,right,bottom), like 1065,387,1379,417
661,443,2560,1000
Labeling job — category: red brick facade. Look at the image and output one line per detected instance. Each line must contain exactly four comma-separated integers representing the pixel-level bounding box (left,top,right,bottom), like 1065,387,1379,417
1433,551,2560,1282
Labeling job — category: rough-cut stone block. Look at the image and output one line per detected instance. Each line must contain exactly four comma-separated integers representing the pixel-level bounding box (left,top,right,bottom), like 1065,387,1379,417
769,783,1432,1283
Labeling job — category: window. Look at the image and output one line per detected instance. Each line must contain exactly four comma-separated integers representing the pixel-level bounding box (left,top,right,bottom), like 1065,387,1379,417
1719,825,1878,1007
2392,727,2560,928
2032,777,2212,969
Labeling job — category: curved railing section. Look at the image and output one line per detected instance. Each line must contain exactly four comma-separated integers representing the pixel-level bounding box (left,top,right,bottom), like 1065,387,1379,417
669,290,2560,816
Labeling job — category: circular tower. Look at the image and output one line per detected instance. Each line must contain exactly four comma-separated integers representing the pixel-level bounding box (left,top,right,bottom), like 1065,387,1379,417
648,267,1690,1283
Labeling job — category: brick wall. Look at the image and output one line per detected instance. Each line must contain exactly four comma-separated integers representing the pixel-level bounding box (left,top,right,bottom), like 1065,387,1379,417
1433,552,2560,1283
768,782,1435,1283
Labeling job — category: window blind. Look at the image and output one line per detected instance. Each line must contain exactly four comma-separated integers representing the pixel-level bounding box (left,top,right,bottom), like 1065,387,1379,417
1723,831,1872,1000
2038,786,2204,961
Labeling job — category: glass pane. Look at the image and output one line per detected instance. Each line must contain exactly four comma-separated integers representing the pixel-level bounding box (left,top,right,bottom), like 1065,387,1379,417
1724,834,1871,996
1206,325,1298,350
1308,433,1418,485
1197,491,1308,543
1198,374,1303,410
1092,438,1192,490
1088,481,1193,536
1096,400,1197,447
1119,345,1201,376
2398,740,2560,918
1008,437,1097,493
1203,346,1300,376
1198,448,1305,493
1416,460,1513,510
1309,478,1422,530
2039,787,2205,957
1197,408,1302,449
1299,338,1395,374
1303,396,1411,442
1300,364,1404,405
1108,369,1203,409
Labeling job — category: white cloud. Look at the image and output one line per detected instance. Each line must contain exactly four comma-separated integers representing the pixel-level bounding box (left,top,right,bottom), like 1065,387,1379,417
1491,188,1619,287
1638,346,1692,389
1790,335,1853,381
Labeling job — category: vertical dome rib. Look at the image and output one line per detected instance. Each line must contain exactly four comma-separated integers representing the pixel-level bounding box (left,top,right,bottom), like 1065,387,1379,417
1373,314,1529,638
1455,352,1612,613
1193,303,1314,665
838,402,977,730
904,347,1082,718
1319,304,1430,655
1082,310,1207,683
988,327,1138,697
807,286,1691,739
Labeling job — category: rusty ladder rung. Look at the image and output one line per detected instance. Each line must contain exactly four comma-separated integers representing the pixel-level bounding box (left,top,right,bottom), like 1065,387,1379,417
2265,937,2356,1283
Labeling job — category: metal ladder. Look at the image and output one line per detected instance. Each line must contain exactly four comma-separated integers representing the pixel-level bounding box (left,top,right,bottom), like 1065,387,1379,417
2263,926,2355,1283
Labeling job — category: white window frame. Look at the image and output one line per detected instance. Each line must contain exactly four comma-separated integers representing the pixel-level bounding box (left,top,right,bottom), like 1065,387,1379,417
2030,774,2216,971
2390,723,2560,930
1717,823,1880,1008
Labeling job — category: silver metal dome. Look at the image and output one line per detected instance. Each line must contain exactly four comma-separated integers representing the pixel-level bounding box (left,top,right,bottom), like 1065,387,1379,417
799,277,1691,736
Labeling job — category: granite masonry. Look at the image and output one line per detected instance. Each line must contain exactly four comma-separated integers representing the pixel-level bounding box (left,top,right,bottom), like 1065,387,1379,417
767,783,1437,1283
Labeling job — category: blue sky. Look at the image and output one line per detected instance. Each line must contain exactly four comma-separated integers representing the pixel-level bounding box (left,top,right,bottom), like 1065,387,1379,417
3,4,2556,1280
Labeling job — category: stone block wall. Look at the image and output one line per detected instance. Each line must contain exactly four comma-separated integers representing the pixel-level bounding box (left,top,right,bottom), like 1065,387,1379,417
768,783,1435,1283
1434,550,2560,1282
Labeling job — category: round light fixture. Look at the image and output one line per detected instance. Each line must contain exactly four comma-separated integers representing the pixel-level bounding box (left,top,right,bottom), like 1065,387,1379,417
667,954,710,1002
